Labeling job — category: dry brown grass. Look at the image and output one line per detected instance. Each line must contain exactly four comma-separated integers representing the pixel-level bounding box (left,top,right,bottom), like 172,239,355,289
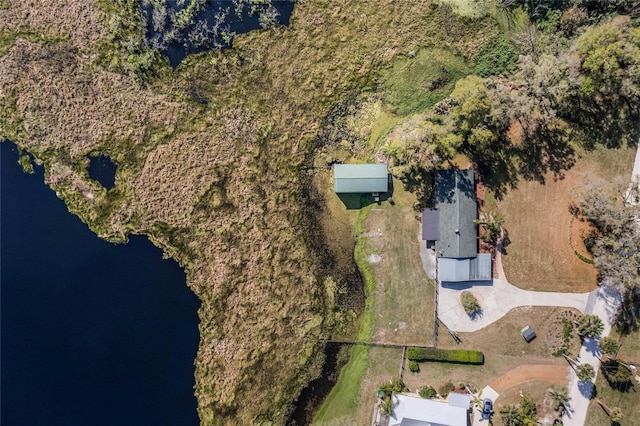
495,146,635,292
404,307,573,397
0,0,105,48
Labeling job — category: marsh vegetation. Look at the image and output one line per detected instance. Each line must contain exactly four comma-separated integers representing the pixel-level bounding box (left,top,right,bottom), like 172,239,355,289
2,0,639,424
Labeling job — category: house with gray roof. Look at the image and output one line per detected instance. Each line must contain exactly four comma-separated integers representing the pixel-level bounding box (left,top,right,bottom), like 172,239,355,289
422,169,491,282
333,164,388,194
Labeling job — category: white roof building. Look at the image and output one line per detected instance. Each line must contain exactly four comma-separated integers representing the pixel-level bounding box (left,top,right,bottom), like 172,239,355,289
389,393,470,426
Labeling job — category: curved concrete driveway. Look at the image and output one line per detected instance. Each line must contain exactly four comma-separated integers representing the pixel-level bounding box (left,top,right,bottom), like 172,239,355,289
437,278,597,332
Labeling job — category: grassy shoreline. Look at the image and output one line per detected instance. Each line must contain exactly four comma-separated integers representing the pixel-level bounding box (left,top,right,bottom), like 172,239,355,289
314,206,376,423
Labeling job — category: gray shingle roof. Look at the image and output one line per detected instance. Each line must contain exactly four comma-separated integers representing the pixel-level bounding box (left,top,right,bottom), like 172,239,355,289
421,209,440,240
435,169,477,258
333,164,388,193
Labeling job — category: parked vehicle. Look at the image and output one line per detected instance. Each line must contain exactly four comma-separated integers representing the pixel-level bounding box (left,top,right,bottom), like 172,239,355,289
481,399,493,419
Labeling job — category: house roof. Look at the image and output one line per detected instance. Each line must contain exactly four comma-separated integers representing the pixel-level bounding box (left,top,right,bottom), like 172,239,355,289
333,164,388,193
389,393,469,426
438,254,492,282
421,209,440,241
435,169,477,258
448,392,472,409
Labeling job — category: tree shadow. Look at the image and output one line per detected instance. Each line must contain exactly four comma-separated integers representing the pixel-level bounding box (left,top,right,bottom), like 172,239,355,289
400,166,435,211
336,176,394,210
469,307,484,320
517,126,576,185
577,380,595,398
582,337,600,356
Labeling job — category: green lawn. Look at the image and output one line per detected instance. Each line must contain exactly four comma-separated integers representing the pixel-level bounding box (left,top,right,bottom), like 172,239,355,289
380,47,472,116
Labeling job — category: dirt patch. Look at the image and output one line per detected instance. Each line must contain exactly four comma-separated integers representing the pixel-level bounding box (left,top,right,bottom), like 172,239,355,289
367,254,382,264
490,365,569,393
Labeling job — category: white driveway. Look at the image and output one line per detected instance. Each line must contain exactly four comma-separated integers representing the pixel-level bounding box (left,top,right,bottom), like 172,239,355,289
437,278,596,333
563,287,621,425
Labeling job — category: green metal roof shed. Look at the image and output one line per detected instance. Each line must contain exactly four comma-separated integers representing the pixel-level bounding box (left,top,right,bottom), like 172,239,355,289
333,164,388,193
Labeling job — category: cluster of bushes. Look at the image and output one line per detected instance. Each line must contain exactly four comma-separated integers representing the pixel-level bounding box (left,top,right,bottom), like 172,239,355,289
461,291,480,315
406,347,484,364
418,385,437,399
438,381,456,398
473,36,518,77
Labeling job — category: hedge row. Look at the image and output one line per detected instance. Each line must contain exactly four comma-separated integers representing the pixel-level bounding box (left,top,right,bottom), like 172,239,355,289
406,347,484,365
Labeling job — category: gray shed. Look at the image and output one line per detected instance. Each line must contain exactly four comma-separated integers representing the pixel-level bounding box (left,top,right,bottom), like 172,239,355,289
521,326,536,342
333,164,388,193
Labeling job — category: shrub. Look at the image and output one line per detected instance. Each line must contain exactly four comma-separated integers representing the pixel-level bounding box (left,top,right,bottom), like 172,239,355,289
461,291,480,315
520,395,537,421
577,314,604,338
473,36,518,77
598,336,620,356
438,381,455,398
419,385,437,399
602,360,634,390
576,363,595,382
406,347,484,364
408,360,420,373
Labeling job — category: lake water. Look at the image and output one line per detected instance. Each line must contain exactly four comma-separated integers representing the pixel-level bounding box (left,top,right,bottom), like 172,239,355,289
1,141,200,425
87,154,117,190
141,0,295,67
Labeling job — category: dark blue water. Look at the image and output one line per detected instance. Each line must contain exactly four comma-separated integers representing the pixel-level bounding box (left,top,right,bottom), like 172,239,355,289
87,154,117,190
142,0,295,67
1,141,200,426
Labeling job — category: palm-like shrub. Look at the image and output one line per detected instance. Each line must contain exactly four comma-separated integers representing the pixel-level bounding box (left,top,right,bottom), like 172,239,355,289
577,314,604,338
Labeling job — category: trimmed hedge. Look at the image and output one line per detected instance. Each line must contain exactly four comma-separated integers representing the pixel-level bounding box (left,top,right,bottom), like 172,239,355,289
406,347,484,365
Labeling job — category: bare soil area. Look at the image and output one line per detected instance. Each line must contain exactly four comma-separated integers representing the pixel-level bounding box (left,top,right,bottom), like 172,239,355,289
490,365,568,393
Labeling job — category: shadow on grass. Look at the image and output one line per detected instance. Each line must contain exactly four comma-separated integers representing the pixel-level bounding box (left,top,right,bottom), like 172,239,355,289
336,178,394,210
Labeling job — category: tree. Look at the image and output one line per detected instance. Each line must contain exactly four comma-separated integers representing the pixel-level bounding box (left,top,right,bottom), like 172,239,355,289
500,404,523,426
577,363,595,382
596,399,624,425
577,314,604,338
476,211,505,244
438,382,455,398
549,385,570,411
574,17,640,147
598,336,620,357
419,385,437,399
602,359,633,390
610,406,624,424
520,395,537,422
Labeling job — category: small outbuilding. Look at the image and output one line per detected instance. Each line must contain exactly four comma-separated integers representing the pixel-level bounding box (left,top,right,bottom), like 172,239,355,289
521,326,536,343
333,164,388,194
